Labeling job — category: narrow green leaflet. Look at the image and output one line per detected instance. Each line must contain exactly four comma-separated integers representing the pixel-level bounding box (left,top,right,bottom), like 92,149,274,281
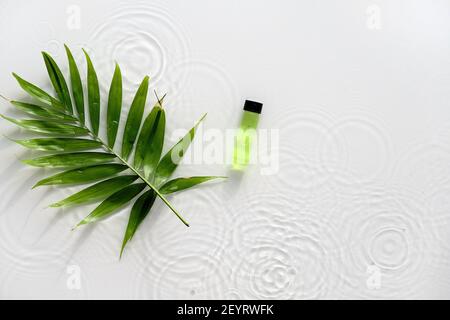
144,107,165,179
0,115,88,135
33,163,127,188
159,176,225,194
12,73,63,109
83,49,100,135
107,63,122,148
134,104,162,169
23,152,116,168
120,189,156,258
65,45,85,123
50,175,138,208
42,52,73,113
76,183,146,227
154,114,206,186
14,138,102,151
121,76,149,160
9,100,76,121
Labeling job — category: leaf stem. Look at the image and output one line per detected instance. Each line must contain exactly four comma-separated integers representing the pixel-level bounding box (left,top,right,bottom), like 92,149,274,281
47,101,189,227
97,137,190,227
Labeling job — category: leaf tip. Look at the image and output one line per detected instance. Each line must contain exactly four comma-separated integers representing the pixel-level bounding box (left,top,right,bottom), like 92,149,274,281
82,48,91,60
119,245,125,260
41,51,51,60
49,203,61,208
11,72,24,86
0,114,16,126
64,44,72,56
198,113,207,124
32,179,48,189
21,159,33,166
73,220,86,230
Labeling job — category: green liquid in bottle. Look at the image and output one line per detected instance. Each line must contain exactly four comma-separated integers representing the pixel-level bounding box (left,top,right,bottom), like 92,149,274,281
232,100,263,170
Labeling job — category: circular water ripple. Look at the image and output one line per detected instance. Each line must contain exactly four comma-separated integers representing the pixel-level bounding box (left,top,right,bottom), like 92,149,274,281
368,227,409,270
260,106,341,195
166,59,240,127
0,250,90,299
164,98,205,136
131,253,230,299
31,21,61,57
67,213,126,266
233,243,297,300
0,164,124,270
227,191,345,299
88,1,190,96
319,110,393,186
145,187,230,257
421,127,450,255
264,107,392,198
331,185,434,299
392,141,450,194
0,183,76,270
128,187,232,297
425,183,450,253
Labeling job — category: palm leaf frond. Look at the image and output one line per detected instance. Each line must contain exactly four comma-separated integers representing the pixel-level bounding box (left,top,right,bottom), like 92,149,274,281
1,45,225,257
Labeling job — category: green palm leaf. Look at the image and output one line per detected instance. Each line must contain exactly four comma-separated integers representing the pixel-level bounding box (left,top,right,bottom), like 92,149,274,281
133,100,163,169
12,73,63,109
76,183,146,227
23,152,116,168
14,138,102,151
1,46,225,257
32,163,127,188
65,45,85,123
0,115,88,135
50,175,138,208
143,106,165,179
120,189,156,258
106,63,122,147
159,176,226,194
154,114,206,187
121,76,149,160
9,100,76,121
42,52,73,113
83,49,100,135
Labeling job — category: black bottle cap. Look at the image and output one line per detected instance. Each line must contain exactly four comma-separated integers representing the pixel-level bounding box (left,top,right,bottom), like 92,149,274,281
243,100,263,114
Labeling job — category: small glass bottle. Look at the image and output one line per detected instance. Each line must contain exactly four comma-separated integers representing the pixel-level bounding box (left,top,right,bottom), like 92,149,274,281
232,100,263,170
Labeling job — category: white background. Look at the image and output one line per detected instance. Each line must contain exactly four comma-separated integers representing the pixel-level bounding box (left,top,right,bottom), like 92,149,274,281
1,0,450,299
